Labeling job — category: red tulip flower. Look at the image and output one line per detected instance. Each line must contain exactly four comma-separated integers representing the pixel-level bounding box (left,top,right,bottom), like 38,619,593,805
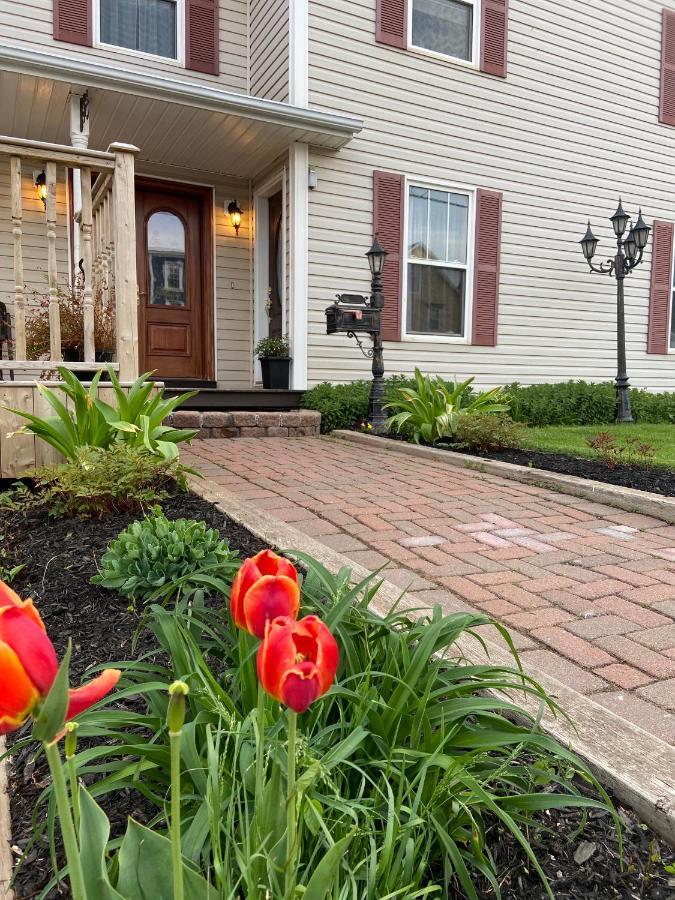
0,581,121,736
230,549,300,639
257,615,339,713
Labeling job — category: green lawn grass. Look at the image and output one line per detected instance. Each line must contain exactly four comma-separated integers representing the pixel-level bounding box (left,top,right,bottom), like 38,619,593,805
522,423,675,469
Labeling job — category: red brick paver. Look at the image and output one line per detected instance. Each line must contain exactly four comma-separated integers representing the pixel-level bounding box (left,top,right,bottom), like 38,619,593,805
185,437,675,743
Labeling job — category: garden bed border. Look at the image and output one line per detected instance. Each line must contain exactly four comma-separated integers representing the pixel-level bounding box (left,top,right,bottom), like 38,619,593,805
0,738,13,899
334,430,675,523
191,476,675,846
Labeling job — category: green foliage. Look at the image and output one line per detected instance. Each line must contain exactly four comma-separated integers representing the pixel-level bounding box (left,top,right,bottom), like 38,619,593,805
7,366,197,462
385,369,509,445
31,445,188,518
254,336,291,358
508,380,675,427
56,558,615,899
455,412,527,452
92,509,238,602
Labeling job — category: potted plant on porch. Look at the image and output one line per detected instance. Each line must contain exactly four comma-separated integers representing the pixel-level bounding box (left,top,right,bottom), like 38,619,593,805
255,335,292,389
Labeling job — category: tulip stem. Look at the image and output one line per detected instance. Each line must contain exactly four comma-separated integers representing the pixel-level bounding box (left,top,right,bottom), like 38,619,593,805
170,728,185,900
254,682,266,811
67,755,80,834
285,710,298,900
44,740,87,900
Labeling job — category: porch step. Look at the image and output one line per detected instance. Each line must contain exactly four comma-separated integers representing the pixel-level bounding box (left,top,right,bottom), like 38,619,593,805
164,388,304,412
167,409,321,440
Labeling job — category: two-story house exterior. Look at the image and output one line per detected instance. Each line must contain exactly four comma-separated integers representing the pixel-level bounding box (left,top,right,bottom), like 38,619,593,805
1,0,675,401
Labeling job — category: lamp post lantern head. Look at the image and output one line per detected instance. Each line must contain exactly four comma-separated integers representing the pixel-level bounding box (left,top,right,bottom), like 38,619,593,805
580,221,599,262
610,198,630,238
624,227,638,263
633,209,651,250
366,235,388,277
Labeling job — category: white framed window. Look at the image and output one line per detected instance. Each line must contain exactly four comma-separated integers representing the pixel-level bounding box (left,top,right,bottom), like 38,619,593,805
403,179,475,340
95,0,185,63
670,248,675,350
409,0,479,66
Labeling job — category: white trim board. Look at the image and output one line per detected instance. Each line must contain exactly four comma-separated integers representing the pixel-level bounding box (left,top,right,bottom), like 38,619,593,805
289,142,309,390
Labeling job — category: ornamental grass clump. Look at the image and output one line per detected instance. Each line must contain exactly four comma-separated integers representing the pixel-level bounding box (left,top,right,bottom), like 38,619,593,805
39,549,619,900
92,508,239,602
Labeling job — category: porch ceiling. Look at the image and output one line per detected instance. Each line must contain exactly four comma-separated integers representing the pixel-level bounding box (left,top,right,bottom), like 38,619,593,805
0,48,362,178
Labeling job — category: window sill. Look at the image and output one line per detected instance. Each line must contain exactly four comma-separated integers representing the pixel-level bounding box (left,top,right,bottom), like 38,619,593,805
402,333,470,344
95,40,185,68
406,43,479,72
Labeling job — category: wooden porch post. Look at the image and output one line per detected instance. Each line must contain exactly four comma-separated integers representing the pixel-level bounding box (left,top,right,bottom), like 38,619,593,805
109,143,139,381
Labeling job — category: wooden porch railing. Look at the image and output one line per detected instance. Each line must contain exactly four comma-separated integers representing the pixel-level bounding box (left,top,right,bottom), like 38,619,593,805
0,136,139,381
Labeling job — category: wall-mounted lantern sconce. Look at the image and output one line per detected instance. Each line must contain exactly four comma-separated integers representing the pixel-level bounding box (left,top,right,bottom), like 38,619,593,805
34,170,47,209
227,200,242,236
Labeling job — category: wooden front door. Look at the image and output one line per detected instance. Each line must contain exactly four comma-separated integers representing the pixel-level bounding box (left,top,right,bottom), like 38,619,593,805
268,190,283,338
136,181,213,382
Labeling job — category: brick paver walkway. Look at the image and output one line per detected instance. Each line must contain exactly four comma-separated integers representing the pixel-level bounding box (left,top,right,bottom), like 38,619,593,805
184,437,675,743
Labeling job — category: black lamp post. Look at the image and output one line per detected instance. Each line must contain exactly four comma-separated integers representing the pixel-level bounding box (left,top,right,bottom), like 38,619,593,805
580,199,651,423
366,237,388,431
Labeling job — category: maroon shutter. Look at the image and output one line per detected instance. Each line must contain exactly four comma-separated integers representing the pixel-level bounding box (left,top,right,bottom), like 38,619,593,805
186,0,219,75
648,220,674,354
472,189,503,347
53,0,92,46
376,0,407,49
374,171,404,341
480,0,508,77
661,10,675,125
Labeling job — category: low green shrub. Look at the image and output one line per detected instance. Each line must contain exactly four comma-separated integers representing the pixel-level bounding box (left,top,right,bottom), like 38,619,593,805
92,508,238,602
508,380,675,427
455,412,527,452
31,444,188,518
386,369,509,445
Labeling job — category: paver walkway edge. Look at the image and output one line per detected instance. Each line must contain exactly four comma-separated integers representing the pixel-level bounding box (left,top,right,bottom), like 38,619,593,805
192,476,675,845
335,430,675,524
0,740,14,899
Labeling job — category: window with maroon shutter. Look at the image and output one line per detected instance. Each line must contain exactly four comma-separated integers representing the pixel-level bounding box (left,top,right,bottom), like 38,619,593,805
54,0,92,46
186,0,220,74
376,0,407,49
472,189,503,347
373,171,405,341
648,220,674,354
480,0,508,77
661,10,675,126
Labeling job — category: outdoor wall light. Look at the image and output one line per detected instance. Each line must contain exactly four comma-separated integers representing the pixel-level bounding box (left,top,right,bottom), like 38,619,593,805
227,200,242,236
34,170,47,209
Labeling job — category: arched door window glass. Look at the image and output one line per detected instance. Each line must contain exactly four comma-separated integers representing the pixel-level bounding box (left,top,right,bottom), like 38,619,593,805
147,211,187,307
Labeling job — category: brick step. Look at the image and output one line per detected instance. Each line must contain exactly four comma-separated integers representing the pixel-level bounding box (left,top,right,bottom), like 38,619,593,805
167,409,321,439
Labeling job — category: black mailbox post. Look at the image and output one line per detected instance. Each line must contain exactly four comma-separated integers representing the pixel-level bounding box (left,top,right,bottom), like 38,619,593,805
325,238,388,432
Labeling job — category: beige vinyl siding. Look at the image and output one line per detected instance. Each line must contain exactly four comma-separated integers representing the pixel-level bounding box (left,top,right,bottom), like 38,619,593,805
307,0,675,391
248,0,289,102
0,158,70,352
0,0,248,95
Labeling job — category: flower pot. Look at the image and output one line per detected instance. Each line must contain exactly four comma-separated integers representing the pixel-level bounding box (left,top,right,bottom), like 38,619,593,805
260,357,292,390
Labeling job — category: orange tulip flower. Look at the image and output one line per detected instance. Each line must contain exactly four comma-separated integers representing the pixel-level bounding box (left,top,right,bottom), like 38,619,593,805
257,615,339,713
230,549,300,639
0,581,121,736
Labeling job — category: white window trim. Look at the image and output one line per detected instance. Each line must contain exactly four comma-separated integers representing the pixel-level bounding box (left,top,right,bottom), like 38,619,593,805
93,0,186,67
402,174,476,344
408,0,481,69
669,239,675,352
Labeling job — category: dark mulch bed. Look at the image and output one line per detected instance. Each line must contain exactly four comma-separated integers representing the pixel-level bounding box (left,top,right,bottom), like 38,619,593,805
382,433,675,496
1,490,265,900
1,488,673,899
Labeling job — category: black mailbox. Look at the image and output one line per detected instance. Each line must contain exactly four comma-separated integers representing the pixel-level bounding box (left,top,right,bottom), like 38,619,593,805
325,294,381,336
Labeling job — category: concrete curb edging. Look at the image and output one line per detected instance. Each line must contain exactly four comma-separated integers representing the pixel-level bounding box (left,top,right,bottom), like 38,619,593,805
0,739,14,898
192,477,675,846
333,430,675,524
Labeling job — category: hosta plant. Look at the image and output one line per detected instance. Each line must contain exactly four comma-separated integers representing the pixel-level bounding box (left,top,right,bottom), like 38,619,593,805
36,552,617,900
385,368,509,444
7,365,197,462
92,508,239,602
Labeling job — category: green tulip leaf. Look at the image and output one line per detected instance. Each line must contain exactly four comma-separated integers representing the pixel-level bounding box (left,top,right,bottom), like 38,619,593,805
116,819,217,899
33,643,71,744
302,832,354,900
79,790,125,899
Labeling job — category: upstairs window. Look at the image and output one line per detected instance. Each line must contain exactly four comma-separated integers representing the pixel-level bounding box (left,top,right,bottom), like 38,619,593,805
405,184,472,338
410,0,478,64
99,0,180,59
